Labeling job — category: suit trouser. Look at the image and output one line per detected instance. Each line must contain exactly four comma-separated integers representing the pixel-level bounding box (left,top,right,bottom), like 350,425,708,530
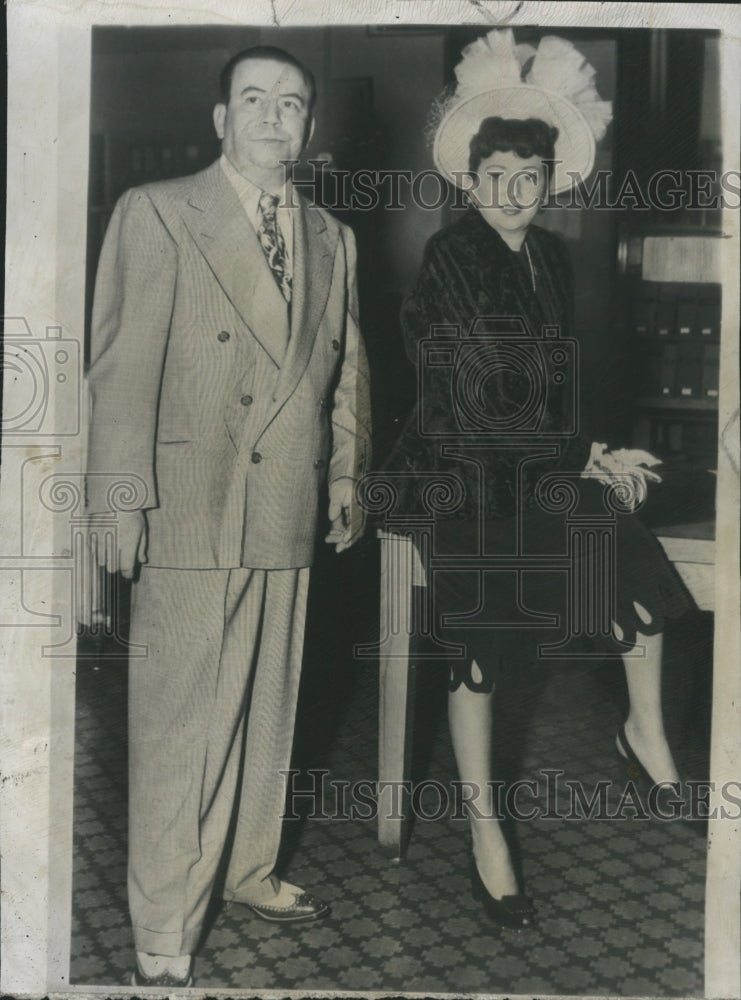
127,565,310,957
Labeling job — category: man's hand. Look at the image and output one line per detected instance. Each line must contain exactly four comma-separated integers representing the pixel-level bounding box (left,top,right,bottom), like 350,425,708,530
325,477,365,553
581,442,662,511
90,509,149,578
77,511,148,627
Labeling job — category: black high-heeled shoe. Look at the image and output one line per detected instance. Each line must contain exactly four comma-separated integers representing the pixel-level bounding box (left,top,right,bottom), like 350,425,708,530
616,724,681,789
616,724,655,784
470,857,535,929
616,725,707,833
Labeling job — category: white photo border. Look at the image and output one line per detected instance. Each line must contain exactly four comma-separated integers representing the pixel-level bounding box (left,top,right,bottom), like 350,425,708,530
2,2,739,997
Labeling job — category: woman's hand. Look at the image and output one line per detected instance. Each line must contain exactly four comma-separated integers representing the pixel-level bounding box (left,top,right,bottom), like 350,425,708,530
581,442,662,511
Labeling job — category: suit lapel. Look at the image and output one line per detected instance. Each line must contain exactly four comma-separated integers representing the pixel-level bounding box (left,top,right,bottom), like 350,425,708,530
182,162,289,368
268,198,338,414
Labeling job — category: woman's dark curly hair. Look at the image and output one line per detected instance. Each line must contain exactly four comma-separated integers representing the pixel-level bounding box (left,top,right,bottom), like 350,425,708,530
468,116,559,176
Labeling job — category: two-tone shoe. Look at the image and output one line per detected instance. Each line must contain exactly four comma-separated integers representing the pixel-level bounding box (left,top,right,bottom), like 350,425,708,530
243,890,330,924
131,967,193,988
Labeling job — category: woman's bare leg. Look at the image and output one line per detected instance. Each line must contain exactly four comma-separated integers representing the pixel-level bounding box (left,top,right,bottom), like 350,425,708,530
621,627,679,785
448,664,518,898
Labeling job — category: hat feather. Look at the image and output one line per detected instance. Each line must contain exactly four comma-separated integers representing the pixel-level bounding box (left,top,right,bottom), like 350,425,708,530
455,28,523,96
526,35,612,140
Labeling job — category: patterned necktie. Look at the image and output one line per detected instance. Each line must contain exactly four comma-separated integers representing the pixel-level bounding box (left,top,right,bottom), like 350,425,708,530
257,191,292,303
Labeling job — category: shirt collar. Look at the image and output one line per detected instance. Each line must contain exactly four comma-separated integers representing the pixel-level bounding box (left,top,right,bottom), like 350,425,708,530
219,153,294,223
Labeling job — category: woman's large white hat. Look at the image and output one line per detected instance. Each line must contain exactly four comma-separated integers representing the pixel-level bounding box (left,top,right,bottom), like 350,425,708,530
432,30,612,194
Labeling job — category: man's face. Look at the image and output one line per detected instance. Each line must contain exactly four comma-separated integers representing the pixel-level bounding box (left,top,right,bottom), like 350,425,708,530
213,57,313,186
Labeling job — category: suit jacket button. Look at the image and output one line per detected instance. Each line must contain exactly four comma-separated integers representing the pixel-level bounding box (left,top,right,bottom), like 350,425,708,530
251,452,262,464
240,394,253,406
331,339,340,351
319,397,327,409
217,330,230,342
313,459,324,469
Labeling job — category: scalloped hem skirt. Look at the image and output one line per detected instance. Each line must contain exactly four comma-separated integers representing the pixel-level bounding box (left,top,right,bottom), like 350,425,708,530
429,484,696,694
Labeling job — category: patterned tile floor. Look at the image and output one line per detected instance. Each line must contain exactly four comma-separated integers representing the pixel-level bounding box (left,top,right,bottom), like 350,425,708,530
71,553,712,995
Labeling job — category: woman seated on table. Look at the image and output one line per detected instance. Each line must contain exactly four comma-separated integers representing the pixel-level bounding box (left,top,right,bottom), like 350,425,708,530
384,29,694,929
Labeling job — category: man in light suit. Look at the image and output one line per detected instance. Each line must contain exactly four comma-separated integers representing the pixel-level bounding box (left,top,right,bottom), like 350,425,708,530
85,46,371,987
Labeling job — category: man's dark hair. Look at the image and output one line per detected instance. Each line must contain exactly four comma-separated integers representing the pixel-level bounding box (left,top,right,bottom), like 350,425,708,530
219,46,317,112
468,116,559,175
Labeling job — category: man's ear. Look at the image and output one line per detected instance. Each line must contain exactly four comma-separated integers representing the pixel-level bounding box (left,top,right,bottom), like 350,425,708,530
213,103,226,140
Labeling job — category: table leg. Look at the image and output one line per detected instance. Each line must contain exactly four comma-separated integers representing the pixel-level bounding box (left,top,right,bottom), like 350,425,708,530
378,535,417,859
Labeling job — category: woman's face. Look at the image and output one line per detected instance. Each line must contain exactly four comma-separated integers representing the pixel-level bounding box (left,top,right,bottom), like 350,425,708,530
471,149,547,239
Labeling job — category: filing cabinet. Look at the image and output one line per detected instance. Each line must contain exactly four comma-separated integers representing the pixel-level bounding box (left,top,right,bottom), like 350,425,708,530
629,281,720,465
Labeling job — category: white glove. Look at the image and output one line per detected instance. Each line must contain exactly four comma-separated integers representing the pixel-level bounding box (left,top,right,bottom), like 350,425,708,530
581,442,662,511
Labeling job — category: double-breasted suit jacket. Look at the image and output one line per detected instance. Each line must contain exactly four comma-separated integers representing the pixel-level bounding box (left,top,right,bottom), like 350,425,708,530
86,160,371,569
